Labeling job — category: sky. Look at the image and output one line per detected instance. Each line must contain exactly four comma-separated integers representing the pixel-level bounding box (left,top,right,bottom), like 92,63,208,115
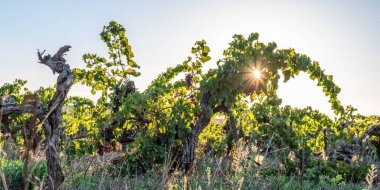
0,0,379,117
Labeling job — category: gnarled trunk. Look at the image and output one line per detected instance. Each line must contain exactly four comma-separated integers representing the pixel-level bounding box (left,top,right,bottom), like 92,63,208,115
181,92,239,173
182,115,211,172
38,46,74,190
0,46,74,190
181,92,213,172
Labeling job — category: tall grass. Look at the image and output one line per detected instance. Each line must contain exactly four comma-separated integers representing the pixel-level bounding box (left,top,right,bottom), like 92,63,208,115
0,158,46,190
59,142,371,190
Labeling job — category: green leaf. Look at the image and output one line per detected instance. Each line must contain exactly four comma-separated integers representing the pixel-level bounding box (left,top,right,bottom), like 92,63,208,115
125,68,135,75
191,47,199,54
203,46,210,53
128,60,140,68
250,93,257,101
289,48,295,57
109,77,117,87
285,118,291,126
124,68,141,77
200,56,211,63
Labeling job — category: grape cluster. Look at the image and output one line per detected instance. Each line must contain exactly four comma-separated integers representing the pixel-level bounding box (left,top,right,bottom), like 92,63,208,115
124,80,136,95
185,73,193,88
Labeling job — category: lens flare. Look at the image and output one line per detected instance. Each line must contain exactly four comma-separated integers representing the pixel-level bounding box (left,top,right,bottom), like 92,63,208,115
253,69,261,79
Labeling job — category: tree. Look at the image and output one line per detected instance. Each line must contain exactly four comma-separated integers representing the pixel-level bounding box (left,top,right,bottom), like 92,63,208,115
0,46,74,190
70,21,345,174
73,21,141,154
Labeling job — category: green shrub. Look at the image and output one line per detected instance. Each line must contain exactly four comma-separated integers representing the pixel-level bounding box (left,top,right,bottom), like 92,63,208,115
0,159,47,190
263,157,370,185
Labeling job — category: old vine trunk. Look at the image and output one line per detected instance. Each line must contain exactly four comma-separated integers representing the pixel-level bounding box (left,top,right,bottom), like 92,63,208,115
38,45,74,190
0,46,73,190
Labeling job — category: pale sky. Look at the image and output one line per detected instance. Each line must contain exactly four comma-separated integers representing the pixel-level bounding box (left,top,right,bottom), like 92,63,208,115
0,1,379,117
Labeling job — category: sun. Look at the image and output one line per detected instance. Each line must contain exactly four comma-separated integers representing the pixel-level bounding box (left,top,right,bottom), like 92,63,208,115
253,69,261,79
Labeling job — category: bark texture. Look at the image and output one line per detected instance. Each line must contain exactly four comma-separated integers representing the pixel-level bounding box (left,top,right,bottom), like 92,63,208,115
181,92,238,172
182,92,213,172
360,124,380,159
38,46,73,190
0,46,73,190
